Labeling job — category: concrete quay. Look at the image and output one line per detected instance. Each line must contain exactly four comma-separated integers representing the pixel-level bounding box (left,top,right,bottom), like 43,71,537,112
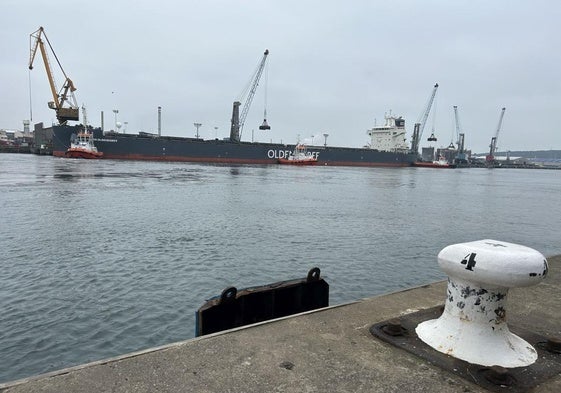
2,254,560,393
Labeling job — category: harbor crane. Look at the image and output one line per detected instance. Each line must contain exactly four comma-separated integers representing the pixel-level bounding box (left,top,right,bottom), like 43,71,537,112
28,26,79,124
453,105,466,163
486,107,506,164
410,83,439,155
230,49,270,142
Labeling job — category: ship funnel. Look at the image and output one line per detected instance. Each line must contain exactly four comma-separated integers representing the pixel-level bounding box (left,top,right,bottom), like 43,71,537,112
259,119,271,130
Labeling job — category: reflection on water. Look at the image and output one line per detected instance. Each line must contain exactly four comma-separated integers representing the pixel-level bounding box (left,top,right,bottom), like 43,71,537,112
1,154,560,384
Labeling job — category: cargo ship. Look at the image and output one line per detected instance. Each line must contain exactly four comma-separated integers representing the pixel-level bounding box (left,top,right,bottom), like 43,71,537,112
32,39,416,167
51,113,416,167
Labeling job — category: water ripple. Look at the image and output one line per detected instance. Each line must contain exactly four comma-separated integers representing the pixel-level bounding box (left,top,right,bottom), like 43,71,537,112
1,156,560,383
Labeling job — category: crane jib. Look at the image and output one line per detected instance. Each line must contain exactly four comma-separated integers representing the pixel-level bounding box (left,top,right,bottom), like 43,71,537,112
229,49,270,142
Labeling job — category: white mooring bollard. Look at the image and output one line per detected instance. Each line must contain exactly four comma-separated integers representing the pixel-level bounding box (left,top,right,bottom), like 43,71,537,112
416,239,548,367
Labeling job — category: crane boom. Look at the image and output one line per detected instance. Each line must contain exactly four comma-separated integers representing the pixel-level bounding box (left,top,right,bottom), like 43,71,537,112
410,83,439,155
486,107,506,163
29,26,79,124
453,105,466,163
230,49,269,142
453,105,461,138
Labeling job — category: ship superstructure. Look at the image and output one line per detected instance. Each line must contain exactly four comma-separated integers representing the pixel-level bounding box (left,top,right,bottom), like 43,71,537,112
367,113,409,152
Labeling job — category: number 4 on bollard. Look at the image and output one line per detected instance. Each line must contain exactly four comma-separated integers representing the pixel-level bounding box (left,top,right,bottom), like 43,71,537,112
460,253,476,271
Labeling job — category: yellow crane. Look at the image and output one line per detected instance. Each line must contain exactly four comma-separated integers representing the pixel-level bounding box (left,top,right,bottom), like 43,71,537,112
29,26,79,124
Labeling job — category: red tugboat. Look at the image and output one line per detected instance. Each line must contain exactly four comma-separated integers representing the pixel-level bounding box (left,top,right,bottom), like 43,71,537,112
413,154,456,168
65,106,103,159
278,144,318,165
65,130,103,159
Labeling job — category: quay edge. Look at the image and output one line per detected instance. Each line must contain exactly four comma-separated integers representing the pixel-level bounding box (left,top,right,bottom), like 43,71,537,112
2,254,560,393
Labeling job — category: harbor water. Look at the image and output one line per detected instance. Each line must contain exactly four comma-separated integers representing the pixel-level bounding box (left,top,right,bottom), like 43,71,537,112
1,153,560,384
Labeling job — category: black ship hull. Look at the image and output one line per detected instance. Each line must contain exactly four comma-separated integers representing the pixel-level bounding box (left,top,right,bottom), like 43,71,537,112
52,125,415,167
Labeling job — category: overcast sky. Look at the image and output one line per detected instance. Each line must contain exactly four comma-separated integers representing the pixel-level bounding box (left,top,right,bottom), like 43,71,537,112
1,0,560,153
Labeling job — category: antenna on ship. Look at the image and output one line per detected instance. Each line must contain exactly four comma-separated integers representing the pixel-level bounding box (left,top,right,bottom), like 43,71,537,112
158,106,162,137
194,122,202,139
81,104,88,131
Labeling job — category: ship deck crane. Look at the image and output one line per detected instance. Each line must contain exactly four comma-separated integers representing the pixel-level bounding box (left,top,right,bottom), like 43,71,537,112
410,83,439,155
486,107,506,164
230,49,270,142
453,105,466,163
29,26,79,124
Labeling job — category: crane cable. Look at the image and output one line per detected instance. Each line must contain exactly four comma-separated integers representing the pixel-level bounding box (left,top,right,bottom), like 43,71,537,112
430,92,438,137
263,61,269,120
28,69,33,122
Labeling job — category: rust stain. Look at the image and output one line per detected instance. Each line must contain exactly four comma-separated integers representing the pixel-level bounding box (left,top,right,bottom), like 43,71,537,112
494,306,506,323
